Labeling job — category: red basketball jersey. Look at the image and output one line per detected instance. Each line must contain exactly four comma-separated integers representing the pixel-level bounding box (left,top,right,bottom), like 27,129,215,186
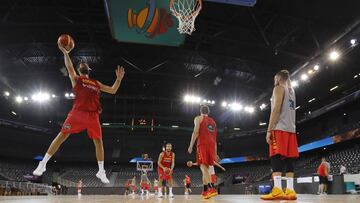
160,152,174,168
317,163,327,176
197,115,217,148
185,176,191,184
72,76,101,113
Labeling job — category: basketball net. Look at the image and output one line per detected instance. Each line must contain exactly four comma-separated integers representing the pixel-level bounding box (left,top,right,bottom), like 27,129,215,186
170,0,202,35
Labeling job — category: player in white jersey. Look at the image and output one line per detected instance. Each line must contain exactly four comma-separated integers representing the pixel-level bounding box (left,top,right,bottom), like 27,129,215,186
261,70,298,201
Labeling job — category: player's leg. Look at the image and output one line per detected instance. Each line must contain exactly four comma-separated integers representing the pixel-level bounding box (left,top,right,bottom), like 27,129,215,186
33,132,70,176
261,131,287,200
157,178,163,197
92,138,110,183
284,158,297,200
283,133,298,199
168,178,174,198
200,164,211,191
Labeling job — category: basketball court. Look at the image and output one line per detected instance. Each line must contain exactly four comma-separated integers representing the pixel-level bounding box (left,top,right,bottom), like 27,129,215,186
1,195,360,203
0,0,360,203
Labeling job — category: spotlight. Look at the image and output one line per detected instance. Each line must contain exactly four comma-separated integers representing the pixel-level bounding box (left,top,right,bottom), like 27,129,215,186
350,39,357,46
330,86,338,91
230,102,242,111
329,51,340,61
354,75,359,79
259,122,267,126
4,91,10,97
65,93,70,98
24,97,29,101
314,64,320,71
291,81,299,88
52,94,56,98
211,100,215,105
244,106,255,113
171,125,179,128
184,94,201,103
69,93,75,97
11,111,17,115
308,98,316,103
234,128,240,131
301,74,308,81
260,103,267,110
308,70,314,75
32,92,50,102
15,96,23,103
221,101,227,107
295,106,300,110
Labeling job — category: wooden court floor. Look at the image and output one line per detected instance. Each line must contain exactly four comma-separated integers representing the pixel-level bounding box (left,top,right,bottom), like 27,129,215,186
0,194,359,203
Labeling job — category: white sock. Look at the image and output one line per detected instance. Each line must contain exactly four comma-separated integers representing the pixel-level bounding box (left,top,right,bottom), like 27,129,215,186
287,177,294,190
98,161,104,171
274,176,282,189
42,153,52,165
169,187,173,193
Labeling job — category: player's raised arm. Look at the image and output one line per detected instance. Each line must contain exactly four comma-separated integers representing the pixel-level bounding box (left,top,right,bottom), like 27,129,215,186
58,41,77,88
188,116,202,154
98,65,125,94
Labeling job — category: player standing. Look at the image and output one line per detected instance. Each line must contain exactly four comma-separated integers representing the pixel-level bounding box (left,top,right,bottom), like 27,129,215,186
153,178,159,194
188,105,218,199
261,70,298,201
157,143,175,198
140,170,150,196
124,179,131,195
77,180,82,196
184,175,192,195
33,39,125,184
131,176,137,195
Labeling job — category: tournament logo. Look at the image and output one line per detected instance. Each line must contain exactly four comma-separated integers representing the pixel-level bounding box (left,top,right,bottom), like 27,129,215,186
207,124,215,132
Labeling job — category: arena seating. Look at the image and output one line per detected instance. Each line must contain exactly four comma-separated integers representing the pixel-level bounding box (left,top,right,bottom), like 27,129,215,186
0,144,359,188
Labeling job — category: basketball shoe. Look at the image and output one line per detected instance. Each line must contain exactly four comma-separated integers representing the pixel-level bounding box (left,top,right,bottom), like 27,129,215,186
260,187,286,200
96,170,110,184
33,161,46,176
284,188,297,200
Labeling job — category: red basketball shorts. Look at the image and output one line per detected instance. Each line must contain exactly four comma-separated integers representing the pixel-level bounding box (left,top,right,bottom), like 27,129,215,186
61,109,102,139
196,145,215,166
158,167,172,180
141,183,150,190
269,130,299,158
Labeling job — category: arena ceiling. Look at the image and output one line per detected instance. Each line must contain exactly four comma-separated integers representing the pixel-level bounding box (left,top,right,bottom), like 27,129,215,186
0,0,360,159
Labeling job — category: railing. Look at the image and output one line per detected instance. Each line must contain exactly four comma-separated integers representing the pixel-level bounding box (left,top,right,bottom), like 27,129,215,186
0,180,53,195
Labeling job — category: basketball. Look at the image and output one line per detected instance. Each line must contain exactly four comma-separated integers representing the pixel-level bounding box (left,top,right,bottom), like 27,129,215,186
164,167,171,175
187,161,193,167
58,34,75,51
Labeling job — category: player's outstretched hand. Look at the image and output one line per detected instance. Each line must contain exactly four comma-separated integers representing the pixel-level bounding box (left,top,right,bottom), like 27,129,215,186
116,65,125,80
57,41,72,54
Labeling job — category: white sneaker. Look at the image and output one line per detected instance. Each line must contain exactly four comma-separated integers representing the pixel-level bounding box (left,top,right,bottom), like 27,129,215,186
96,170,110,184
158,192,163,198
33,161,46,176
169,192,174,198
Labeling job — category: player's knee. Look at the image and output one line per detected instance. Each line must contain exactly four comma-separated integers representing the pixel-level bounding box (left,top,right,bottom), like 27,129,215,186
270,155,283,172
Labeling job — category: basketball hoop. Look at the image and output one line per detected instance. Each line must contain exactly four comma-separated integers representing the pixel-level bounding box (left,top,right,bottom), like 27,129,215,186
170,0,202,35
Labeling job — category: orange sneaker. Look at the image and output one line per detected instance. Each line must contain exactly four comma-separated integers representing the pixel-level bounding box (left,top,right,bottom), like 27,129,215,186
207,188,218,199
284,188,297,200
202,190,212,199
260,187,286,200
